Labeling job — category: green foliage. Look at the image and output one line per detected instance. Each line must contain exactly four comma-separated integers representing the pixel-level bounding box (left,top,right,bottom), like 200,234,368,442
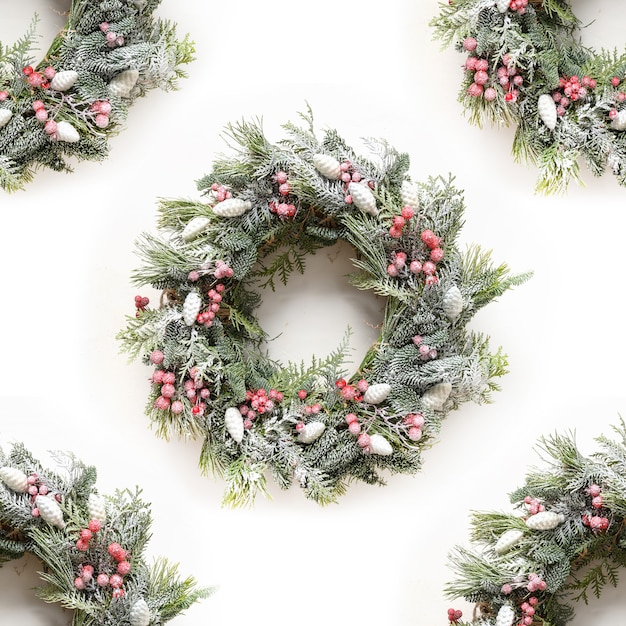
430,0,626,192
0,442,210,623
119,110,529,505
445,422,626,626
0,0,194,192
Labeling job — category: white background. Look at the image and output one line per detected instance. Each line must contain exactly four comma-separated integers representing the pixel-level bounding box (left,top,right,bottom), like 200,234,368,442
1,1,625,624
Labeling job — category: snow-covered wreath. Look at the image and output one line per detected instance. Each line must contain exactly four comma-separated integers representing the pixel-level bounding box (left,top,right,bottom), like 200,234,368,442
432,0,626,193
445,420,626,626
118,109,530,507
0,0,193,192
0,442,210,625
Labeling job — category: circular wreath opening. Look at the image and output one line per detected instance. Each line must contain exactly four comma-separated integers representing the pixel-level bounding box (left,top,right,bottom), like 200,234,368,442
431,0,626,194
0,442,211,625
118,109,531,507
0,0,194,192
445,419,626,626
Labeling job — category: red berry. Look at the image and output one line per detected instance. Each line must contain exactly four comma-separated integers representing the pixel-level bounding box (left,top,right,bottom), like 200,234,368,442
357,433,370,448
117,560,131,575
97,573,109,587
22,66,34,76
88,518,101,532
335,379,347,389
109,574,124,588
74,577,86,590
611,76,621,87
462,37,477,52
401,206,414,219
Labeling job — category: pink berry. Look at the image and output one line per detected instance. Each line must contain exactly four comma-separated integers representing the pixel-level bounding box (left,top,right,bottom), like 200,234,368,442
344,195,353,204
97,573,109,587
592,495,603,509
117,560,131,575
357,433,370,448
80,528,93,542
484,87,497,101
278,182,290,196
463,37,477,52
81,565,94,580
170,400,184,414
589,484,601,497
162,372,176,385
474,70,488,86
389,226,402,238
44,120,58,135
409,260,422,274
38,485,48,495
100,22,110,32
295,421,305,432
611,76,621,87
161,383,176,398
31,507,40,517
465,56,478,71
74,577,86,590
298,389,307,400
401,206,414,219
28,485,38,496
408,427,422,441
154,396,170,410
387,264,399,277
35,108,48,122
351,172,362,182
109,574,123,588
95,113,109,128
430,247,444,262
422,261,436,275
32,100,45,111
467,82,484,97
348,421,361,435
412,335,422,345
88,519,101,532
76,539,90,551
420,229,438,248
0,91,8,101
275,171,288,184
475,59,488,72
501,584,513,594
112,588,125,599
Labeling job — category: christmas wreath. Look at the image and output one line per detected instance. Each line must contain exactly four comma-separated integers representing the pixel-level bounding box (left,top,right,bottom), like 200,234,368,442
0,0,193,192
118,109,530,507
445,420,626,626
431,0,626,193
0,442,210,625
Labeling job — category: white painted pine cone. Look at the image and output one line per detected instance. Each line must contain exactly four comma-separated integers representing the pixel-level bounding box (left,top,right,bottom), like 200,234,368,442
611,109,626,131
129,598,151,626
421,382,452,410
368,433,393,456
363,383,392,405
0,466,28,492
400,180,420,209
224,407,244,443
182,291,202,326
442,285,463,322
347,182,378,216
495,604,516,626
181,216,210,242
297,421,325,444
50,70,78,91
0,108,12,128
87,493,107,523
494,529,524,555
525,511,565,530
312,153,342,180
212,198,252,217
108,68,139,98
55,121,80,143
34,495,65,529
538,94,557,130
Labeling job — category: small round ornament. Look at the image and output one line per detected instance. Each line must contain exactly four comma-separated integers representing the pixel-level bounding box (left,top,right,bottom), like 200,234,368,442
119,110,530,506
0,441,211,623
0,1,194,192
432,1,626,192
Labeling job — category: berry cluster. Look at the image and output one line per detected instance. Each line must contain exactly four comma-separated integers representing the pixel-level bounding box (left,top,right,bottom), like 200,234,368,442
412,334,438,361
269,200,297,218
386,229,444,286
402,412,425,441
525,572,547,593
523,495,545,515
134,295,150,316
341,160,375,205
551,75,596,117
100,22,125,47
73,524,132,600
26,473,61,517
335,378,369,402
151,361,211,417
507,0,528,14
213,259,234,280
608,76,626,121
518,596,539,626
196,283,225,327
447,608,463,624
22,64,56,89
388,205,415,238
89,99,113,129
210,182,232,203
581,483,610,531
464,46,523,103
239,387,284,429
